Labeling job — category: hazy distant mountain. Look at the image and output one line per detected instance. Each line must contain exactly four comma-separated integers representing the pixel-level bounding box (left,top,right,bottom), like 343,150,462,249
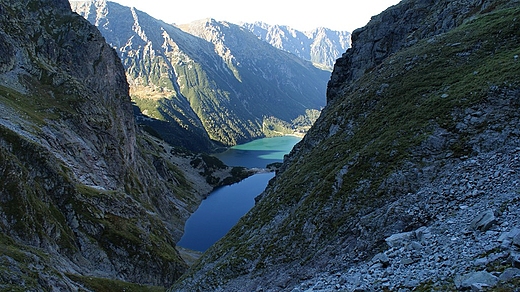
71,1,330,149
242,22,351,70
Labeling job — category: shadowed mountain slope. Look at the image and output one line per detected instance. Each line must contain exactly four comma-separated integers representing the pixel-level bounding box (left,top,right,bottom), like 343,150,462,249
0,0,246,289
171,0,520,290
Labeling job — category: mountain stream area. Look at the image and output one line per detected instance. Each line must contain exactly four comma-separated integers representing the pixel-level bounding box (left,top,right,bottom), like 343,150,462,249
177,136,301,258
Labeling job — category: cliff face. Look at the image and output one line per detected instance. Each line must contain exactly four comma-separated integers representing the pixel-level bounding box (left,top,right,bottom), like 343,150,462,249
0,0,214,289
328,0,516,102
172,0,520,291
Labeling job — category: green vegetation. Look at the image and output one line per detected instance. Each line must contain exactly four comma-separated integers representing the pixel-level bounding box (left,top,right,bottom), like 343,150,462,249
115,18,329,147
132,97,166,120
262,116,293,136
0,233,46,291
0,82,63,125
262,109,322,137
73,185,187,272
189,154,253,186
413,281,456,291
179,5,520,281
66,274,166,292
220,167,253,185
280,4,520,205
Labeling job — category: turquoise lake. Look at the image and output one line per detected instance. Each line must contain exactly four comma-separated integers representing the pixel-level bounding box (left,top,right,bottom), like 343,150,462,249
213,135,302,168
177,136,301,252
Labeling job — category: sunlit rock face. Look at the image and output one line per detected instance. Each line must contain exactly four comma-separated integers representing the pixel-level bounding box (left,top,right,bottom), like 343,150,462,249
241,22,351,70
72,1,330,149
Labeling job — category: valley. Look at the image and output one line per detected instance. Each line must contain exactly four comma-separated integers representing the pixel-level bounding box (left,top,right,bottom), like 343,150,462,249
71,0,346,151
0,0,519,291
178,135,301,263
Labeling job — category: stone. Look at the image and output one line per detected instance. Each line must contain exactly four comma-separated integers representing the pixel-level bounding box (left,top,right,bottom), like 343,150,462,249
498,268,520,282
401,258,416,265
470,282,491,291
513,232,520,247
414,226,431,242
372,253,390,267
385,232,415,248
411,241,423,251
510,227,520,237
473,258,488,266
458,271,498,289
510,251,520,268
500,240,512,250
470,210,496,231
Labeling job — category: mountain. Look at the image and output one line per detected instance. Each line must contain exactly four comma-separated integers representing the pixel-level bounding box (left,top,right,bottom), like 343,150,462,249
70,1,330,150
172,0,520,291
241,22,351,70
0,0,250,289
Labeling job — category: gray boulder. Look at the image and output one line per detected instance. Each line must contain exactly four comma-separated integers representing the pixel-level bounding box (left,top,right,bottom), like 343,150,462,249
470,210,496,231
510,251,520,269
499,268,520,282
385,231,415,248
456,271,498,290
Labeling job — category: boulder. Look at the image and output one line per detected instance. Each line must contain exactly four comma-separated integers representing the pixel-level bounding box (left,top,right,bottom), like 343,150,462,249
414,226,432,242
513,232,520,247
385,231,415,248
470,210,496,231
456,271,498,289
510,251,520,269
371,253,390,267
498,268,520,282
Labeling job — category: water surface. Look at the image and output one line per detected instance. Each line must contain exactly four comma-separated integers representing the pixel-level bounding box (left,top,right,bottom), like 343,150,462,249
177,172,275,252
214,135,301,168
178,136,301,252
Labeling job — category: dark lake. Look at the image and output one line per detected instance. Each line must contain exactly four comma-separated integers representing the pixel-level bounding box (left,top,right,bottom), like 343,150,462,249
177,136,301,252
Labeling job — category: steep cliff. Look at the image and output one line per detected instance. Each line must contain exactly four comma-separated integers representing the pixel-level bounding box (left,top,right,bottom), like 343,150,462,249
328,0,517,102
0,0,226,289
172,0,520,290
71,1,330,148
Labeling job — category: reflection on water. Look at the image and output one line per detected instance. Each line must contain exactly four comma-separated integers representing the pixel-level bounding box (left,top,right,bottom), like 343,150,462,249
177,172,275,252
177,136,301,252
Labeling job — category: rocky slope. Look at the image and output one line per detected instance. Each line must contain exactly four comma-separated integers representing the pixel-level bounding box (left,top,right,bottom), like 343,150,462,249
0,0,242,290
171,0,520,291
71,1,330,149
241,22,351,70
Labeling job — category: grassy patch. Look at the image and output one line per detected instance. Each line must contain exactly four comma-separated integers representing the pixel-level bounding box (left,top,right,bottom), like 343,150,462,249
66,274,166,292
282,5,520,204
0,233,50,290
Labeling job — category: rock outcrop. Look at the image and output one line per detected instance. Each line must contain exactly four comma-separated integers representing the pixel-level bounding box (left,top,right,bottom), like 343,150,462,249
171,0,520,291
0,0,224,289
328,0,518,103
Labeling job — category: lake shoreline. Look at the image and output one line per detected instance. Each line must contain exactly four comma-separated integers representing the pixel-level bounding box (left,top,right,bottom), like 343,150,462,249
177,136,301,253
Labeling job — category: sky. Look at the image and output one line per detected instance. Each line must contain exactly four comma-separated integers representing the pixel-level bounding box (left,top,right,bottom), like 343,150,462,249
105,0,402,32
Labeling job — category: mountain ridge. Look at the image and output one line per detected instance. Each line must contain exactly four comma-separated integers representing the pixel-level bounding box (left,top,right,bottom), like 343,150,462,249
0,0,251,289
71,0,331,149
171,0,520,290
241,21,351,70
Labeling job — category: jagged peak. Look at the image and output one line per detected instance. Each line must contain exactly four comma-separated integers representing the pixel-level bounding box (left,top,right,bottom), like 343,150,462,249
130,6,149,42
